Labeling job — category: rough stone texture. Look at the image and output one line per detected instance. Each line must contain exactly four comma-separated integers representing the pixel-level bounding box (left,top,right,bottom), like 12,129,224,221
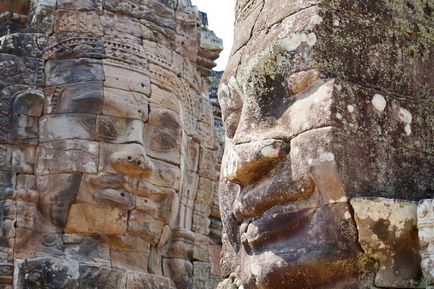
0,1,223,288
218,0,433,289
418,199,434,286
351,198,421,288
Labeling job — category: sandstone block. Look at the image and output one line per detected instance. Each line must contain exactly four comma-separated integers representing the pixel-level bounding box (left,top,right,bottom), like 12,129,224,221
36,139,99,175
102,88,148,121
39,114,96,142
78,266,126,289
57,0,102,11
14,257,80,289
96,115,144,144
45,58,104,86
44,81,104,114
48,33,105,60
144,105,181,164
54,10,103,35
0,54,44,86
198,147,218,181
0,33,48,58
0,144,35,173
193,235,209,262
65,203,127,235
128,210,164,245
103,62,151,96
192,262,211,289
149,84,181,114
101,11,142,39
29,4,55,34
147,158,181,190
126,272,176,289
351,197,422,288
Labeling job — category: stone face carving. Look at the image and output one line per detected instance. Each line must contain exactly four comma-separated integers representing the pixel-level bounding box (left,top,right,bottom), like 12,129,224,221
0,1,223,288
218,1,433,289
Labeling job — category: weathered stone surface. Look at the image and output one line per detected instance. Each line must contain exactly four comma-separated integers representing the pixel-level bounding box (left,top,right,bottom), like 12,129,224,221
14,257,80,289
218,1,433,288
102,88,148,121
0,54,44,86
144,105,182,164
0,0,222,288
65,203,128,235
36,139,99,174
45,58,104,86
54,10,103,35
96,115,144,144
44,81,104,114
0,33,47,58
39,114,97,142
418,199,434,285
351,198,422,288
103,63,151,96
48,33,105,60
29,4,55,34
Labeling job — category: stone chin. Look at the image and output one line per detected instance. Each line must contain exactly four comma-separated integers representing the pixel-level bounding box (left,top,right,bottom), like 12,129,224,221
237,203,373,289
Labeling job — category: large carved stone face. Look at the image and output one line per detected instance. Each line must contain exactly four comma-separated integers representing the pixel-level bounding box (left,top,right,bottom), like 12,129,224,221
218,1,433,288
0,0,222,288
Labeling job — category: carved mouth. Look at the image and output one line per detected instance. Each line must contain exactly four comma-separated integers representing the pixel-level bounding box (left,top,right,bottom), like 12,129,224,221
233,175,315,223
89,174,136,209
240,208,314,250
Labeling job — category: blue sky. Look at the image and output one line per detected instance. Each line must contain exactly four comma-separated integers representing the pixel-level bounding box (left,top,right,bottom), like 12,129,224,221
191,0,235,71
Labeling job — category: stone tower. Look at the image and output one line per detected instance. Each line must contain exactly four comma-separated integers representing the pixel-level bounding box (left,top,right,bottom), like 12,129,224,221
217,0,433,288
0,0,223,288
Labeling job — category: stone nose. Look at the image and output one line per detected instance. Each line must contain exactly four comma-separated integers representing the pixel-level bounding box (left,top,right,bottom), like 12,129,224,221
223,139,289,186
110,145,154,177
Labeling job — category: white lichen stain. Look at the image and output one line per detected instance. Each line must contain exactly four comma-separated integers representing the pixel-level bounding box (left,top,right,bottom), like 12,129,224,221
310,15,323,26
344,211,351,220
351,198,417,238
261,145,280,158
398,107,412,136
372,94,387,112
347,104,355,113
336,112,343,120
319,152,335,162
307,32,317,46
329,196,348,204
228,76,245,100
281,33,302,51
333,19,340,26
250,251,286,280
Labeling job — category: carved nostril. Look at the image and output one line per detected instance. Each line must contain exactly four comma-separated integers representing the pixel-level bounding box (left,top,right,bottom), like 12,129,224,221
137,160,142,166
127,156,133,161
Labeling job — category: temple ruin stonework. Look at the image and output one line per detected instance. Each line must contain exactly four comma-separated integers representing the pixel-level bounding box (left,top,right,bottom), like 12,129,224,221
0,0,434,288
0,0,223,288
217,0,433,289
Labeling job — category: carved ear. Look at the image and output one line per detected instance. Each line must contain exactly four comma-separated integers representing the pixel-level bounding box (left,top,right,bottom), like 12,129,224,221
0,0,30,14
12,89,44,117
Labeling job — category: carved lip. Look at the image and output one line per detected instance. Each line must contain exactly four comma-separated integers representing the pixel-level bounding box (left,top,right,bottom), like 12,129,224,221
241,208,313,250
233,175,315,223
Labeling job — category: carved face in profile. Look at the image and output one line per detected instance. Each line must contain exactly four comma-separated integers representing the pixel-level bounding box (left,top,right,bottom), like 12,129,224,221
218,1,433,288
